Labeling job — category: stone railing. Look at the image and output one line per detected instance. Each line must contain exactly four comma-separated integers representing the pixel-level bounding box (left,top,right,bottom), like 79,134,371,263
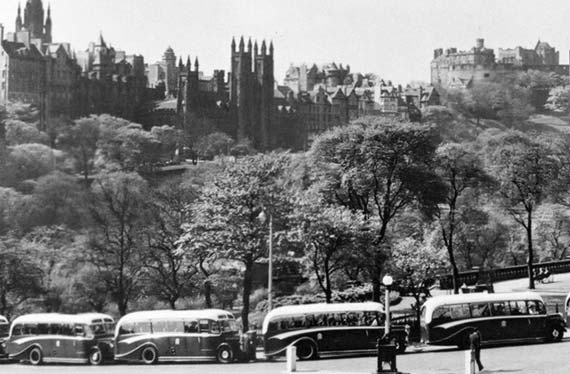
438,259,570,290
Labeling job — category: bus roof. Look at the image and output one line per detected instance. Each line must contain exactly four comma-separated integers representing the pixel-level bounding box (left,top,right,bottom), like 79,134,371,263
10,313,114,326
116,309,235,326
262,302,384,334
422,292,543,323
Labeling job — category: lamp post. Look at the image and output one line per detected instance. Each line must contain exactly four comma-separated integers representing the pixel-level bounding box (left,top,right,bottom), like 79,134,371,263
258,211,273,312
382,275,394,338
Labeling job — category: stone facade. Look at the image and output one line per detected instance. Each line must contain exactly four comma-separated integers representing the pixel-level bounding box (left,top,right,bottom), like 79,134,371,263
0,0,152,127
431,38,569,89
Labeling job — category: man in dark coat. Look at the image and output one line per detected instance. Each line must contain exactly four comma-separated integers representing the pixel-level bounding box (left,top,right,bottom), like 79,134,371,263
469,328,483,371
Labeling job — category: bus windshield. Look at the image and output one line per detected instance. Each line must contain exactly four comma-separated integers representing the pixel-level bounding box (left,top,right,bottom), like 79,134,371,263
220,319,239,333
87,321,115,336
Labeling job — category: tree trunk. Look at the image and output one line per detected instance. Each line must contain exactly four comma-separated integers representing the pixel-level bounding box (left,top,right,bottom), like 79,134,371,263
204,279,212,308
169,297,177,310
527,212,535,290
241,261,253,332
372,275,381,302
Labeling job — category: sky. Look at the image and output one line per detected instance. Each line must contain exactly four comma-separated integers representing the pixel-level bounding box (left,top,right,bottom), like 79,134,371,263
1,0,569,86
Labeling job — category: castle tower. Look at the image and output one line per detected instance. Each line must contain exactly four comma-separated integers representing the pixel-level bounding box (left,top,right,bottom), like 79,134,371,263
230,36,254,142
254,39,274,150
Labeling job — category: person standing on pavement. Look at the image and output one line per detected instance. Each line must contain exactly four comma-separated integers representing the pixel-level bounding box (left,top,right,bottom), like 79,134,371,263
469,328,483,371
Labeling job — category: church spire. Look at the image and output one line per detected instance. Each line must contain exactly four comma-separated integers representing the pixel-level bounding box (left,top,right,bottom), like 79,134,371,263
16,2,23,31
44,2,52,43
194,57,199,72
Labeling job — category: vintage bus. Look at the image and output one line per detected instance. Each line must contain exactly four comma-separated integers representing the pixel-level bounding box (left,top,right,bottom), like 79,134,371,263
420,292,566,348
0,315,9,359
262,302,408,360
5,313,115,365
114,309,256,364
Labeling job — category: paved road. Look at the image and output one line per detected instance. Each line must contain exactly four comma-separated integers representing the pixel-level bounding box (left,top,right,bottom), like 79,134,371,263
2,339,570,374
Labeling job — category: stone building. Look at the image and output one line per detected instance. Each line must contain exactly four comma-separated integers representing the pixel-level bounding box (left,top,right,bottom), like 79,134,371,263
431,38,569,89
147,46,179,97
0,0,153,127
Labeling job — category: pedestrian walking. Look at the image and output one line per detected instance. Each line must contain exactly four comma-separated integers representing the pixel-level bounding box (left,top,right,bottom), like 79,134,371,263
469,328,483,372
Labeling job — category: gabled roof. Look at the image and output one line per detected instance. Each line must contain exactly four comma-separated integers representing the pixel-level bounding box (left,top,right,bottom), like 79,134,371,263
1,40,43,59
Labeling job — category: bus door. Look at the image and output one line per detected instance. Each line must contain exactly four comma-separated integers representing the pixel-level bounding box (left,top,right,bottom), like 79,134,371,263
504,301,531,340
164,320,187,357
197,319,215,357
470,303,498,342
526,300,547,338
489,301,516,341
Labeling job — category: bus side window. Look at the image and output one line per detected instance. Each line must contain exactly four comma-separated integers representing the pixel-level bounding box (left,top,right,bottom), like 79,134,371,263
199,320,210,333
134,322,151,334
432,306,451,324
118,323,134,335
75,324,85,337
184,320,198,333
12,324,22,336
61,323,74,336
211,321,220,334
471,303,490,318
491,302,507,316
510,301,527,315
449,304,470,320
528,300,545,315
37,323,49,335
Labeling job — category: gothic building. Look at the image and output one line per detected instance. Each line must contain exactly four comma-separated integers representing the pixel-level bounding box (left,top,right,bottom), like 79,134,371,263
0,0,152,127
147,46,179,97
177,37,276,151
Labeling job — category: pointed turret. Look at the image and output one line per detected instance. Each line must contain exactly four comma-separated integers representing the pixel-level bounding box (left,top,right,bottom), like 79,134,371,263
16,2,22,31
254,40,258,56
231,36,236,52
239,36,245,52
194,57,199,72
261,40,267,55
186,56,191,72
98,32,106,47
44,3,52,43
178,57,183,69
247,37,252,52
269,41,274,55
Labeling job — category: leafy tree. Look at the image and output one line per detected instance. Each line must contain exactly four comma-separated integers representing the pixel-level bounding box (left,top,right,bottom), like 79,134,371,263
181,153,290,330
535,207,570,261
5,120,49,145
289,192,371,303
150,125,182,163
310,117,446,301
57,117,101,181
434,143,494,293
88,171,150,315
391,232,446,333
143,178,199,309
484,131,559,289
0,235,44,318
545,86,570,113
4,143,64,188
195,132,235,160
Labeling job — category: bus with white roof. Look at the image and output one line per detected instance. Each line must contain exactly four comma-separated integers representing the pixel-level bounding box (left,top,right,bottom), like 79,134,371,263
5,313,115,365
0,315,9,360
262,302,408,360
421,292,566,348
114,309,256,364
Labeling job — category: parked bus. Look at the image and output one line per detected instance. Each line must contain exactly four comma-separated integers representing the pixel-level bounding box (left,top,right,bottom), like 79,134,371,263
114,309,256,364
5,313,115,365
262,302,409,360
421,292,566,348
0,315,9,360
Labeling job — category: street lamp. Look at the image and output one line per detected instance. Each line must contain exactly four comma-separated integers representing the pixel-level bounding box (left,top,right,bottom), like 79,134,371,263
258,210,273,312
382,275,394,338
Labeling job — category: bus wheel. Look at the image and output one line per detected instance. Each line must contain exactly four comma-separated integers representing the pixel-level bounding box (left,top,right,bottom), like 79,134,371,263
29,347,43,365
296,341,317,360
548,326,564,342
141,346,158,364
88,347,103,365
216,345,234,364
